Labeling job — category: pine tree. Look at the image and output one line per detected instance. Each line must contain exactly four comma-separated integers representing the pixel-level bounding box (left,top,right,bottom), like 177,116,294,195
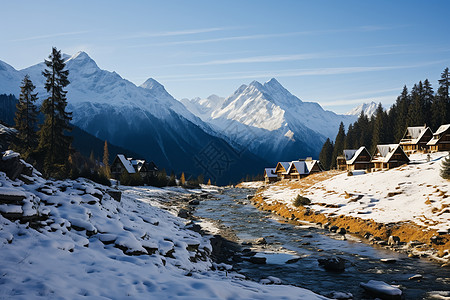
432,67,450,129
422,79,434,127
319,138,334,170
407,82,425,126
12,75,39,158
331,122,346,169
370,103,385,154
394,86,410,141
38,47,72,176
207,179,211,185
441,154,450,180
102,140,111,178
180,172,186,186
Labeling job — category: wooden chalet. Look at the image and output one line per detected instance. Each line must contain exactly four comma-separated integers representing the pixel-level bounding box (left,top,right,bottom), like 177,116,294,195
371,144,409,170
342,147,373,171
274,162,290,180
286,158,323,180
427,124,450,152
264,168,278,184
399,125,433,153
111,154,158,180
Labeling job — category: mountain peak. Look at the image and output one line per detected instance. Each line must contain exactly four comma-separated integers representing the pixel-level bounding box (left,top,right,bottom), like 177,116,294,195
265,77,281,87
140,78,166,92
345,101,378,117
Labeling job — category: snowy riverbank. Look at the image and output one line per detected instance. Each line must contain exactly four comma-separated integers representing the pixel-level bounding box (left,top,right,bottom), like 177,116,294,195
250,152,450,261
0,152,328,299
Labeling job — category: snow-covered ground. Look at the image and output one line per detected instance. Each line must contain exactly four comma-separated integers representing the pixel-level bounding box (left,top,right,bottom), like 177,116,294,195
260,152,450,233
0,153,328,299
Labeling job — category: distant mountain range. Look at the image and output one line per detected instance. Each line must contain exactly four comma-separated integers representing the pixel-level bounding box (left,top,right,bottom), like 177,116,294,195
181,78,356,162
345,101,378,118
0,51,362,183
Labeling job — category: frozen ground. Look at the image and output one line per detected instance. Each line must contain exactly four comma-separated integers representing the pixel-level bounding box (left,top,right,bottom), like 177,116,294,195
0,152,328,299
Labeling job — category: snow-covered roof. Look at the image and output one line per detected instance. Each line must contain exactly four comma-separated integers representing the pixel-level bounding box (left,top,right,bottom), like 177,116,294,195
435,124,450,135
117,154,136,174
400,126,431,145
304,160,318,173
276,162,291,174
372,144,408,163
346,146,370,165
131,159,146,172
264,168,277,178
343,149,358,161
287,161,307,175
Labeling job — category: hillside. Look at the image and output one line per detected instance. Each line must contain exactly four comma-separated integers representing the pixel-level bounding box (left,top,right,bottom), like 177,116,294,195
250,152,450,258
0,151,326,299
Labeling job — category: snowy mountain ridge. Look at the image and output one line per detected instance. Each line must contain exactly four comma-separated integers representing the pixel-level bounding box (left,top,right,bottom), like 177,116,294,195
0,52,266,183
181,78,356,162
345,101,378,118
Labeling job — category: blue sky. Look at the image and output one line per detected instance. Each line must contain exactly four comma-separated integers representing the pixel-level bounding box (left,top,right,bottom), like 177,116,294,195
1,0,450,113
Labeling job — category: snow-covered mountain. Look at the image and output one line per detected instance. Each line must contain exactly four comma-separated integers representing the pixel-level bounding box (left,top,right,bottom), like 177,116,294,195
181,79,356,162
0,52,265,184
345,101,378,118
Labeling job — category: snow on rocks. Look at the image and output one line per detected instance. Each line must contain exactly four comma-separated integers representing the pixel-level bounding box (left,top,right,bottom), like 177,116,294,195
360,280,402,299
0,159,328,299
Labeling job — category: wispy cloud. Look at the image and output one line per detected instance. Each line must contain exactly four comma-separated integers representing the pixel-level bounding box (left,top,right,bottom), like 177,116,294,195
127,25,393,48
11,31,90,42
115,27,238,40
156,60,448,82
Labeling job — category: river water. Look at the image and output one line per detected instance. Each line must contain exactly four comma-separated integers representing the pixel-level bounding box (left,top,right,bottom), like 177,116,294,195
194,188,450,299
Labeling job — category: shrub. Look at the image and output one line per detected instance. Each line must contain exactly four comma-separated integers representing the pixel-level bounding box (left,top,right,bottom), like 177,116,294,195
293,194,311,207
441,155,450,180
347,171,353,176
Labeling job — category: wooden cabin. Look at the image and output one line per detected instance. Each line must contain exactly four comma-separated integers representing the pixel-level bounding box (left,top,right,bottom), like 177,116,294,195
275,162,290,180
336,155,347,171
286,158,323,180
427,124,450,152
111,154,158,180
399,126,433,153
264,168,278,184
371,144,409,170
343,147,373,171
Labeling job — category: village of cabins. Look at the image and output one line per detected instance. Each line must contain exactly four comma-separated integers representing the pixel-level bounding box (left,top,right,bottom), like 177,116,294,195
264,124,450,185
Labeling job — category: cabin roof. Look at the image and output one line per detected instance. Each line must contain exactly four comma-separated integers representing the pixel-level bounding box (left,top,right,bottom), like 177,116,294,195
264,168,277,178
400,126,432,145
117,154,136,174
372,144,409,163
276,162,291,174
344,146,370,165
427,124,450,146
343,149,358,161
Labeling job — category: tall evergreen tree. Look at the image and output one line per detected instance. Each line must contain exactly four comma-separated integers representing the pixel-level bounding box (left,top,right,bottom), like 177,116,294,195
331,122,346,169
103,140,111,178
319,138,334,170
12,75,39,158
370,103,385,154
407,82,425,126
422,79,434,127
38,47,72,176
432,67,450,129
394,86,410,141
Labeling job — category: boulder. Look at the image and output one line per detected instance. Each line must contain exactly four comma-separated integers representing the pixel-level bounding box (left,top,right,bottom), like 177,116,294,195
0,151,24,180
247,256,266,264
318,257,345,272
388,235,400,246
360,280,402,300
329,225,339,233
177,208,190,219
188,199,200,206
254,237,267,245
338,228,347,235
